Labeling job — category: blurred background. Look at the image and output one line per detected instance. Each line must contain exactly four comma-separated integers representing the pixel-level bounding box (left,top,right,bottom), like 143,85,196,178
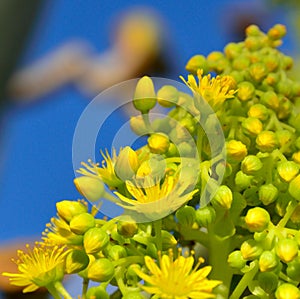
0,0,298,297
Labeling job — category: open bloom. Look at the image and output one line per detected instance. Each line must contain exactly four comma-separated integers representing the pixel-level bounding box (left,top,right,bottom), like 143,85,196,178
2,244,68,293
134,249,221,299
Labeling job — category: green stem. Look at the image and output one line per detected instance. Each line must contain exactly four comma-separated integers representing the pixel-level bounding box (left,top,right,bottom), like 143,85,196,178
142,113,153,133
53,281,73,299
229,261,259,299
46,283,61,299
113,256,144,267
178,226,209,247
115,266,127,295
197,126,204,162
81,278,89,299
277,200,298,228
154,219,162,251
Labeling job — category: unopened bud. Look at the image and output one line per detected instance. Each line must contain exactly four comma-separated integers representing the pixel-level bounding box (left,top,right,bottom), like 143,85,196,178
268,24,286,40
148,133,170,154
237,81,255,101
242,117,263,136
291,204,300,224
245,207,270,232
259,251,279,272
108,245,127,261
292,151,300,164
275,283,300,299
65,250,89,274
249,63,267,82
70,213,95,235
74,176,105,202
241,155,263,175
248,104,269,121
288,175,300,201
83,227,109,254
235,171,253,190
277,161,299,183
276,238,298,263
241,239,263,260
256,131,278,153
56,200,87,223
226,140,248,163
130,115,149,136
259,184,278,205
261,91,279,110
257,272,278,294
212,185,233,210
157,85,179,107
195,206,216,227
87,258,114,282
117,221,138,238
176,206,196,227
185,56,208,74
227,250,246,269
86,286,109,299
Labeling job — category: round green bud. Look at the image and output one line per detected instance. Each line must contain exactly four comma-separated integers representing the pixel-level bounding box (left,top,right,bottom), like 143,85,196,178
117,221,138,238
83,227,109,254
176,206,196,227
65,249,89,274
74,176,105,202
246,24,262,36
237,81,255,101
227,250,246,269
185,55,208,74
245,207,270,232
261,91,279,110
147,133,170,154
257,272,278,294
287,256,300,281
248,104,269,121
195,206,216,227
224,42,242,60
226,140,248,163
130,115,149,136
56,200,87,223
259,184,278,205
264,72,279,86
288,174,300,201
157,85,178,108
108,245,127,261
281,55,293,70
245,35,267,51
133,76,156,113
241,239,263,260
242,117,263,136
254,231,268,242
70,212,95,235
232,56,250,71
122,292,147,299
86,286,109,299
241,155,263,175
263,55,279,72
268,24,286,40
126,264,141,281
277,161,299,183
235,171,253,190
87,258,114,282
275,283,300,299
276,130,295,154
161,230,177,250
256,131,278,153
259,251,279,272
179,117,196,134
212,185,233,210
276,238,298,263
249,62,267,82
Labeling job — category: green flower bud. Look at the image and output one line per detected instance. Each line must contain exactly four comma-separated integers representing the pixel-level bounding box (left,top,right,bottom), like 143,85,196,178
237,81,255,101
276,238,298,263
246,24,262,36
245,207,270,232
185,55,208,74
207,51,228,73
268,24,286,40
291,204,300,224
244,187,260,206
224,42,242,60
263,55,279,72
83,227,109,254
180,117,196,134
275,283,300,299
130,115,148,136
259,251,279,272
176,206,196,227
117,221,138,238
86,286,109,299
261,91,279,110
287,256,300,281
232,56,250,71
74,176,105,202
249,62,267,82
151,117,172,134
195,206,216,227
248,104,269,121
133,76,156,113
254,231,268,242
212,185,233,210
161,230,177,250
70,212,95,235
65,249,89,274
281,55,293,70
126,264,141,282
122,291,147,299
258,272,278,294
241,239,263,260
242,117,263,136
264,72,279,86
288,175,300,201
56,200,87,223
256,131,278,153
157,85,179,107
276,130,295,154
245,35,267,51
108,245,127,261
226,140,248,163
235,171,253,190
115,146,139,181
147,133,170,154
259,184,278,205
227,250,246,269
241,155,263,175
87,258,114,282
277,161,299,183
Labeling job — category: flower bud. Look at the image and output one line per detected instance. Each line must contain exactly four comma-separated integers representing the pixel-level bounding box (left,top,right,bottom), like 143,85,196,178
235,171,253,190
275,283,300,299
276,238,298,263
86,286,109,299
261,91,279,110
263,55,279,72
259,251,279,272
264,72,279,86
249,62,267,82
74,176,105,202
277,161,299,183
108,245,127,261
276,130,294,153
226,140,248,163
133,76,156,113
56,200,87,223
212,185,233,210
259,184,278,205
291,204,300,224
268,24,286,40
224,42,242,60
242,117,263,136
254,231,268,242
232,56,250,70
227,250,246,269
248,104,269,121
287,256,300,281
136,156,165,181
70,212,95,235
161,230,177,250
65,249,89,274
237,81,255,101
241,155,263,175
257,272,278,294
185,55,208,74
241,239,263,260
87,258,114,282
157,85,179,107
83,227,109,254
130,115,149,136
245,207,270,232
288,174,300,201
195,206,216,227
147,133,170,154
117,221,138,238
176,206,196,227
292,151,300,164
256,131,278,153
115,146,139,181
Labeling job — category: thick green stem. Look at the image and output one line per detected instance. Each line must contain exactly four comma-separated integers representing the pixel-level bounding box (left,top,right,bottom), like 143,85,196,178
178,226,209,247
53,281,73,299
277,200,298,228
46,283,61,299
81,278,89,299
154,219,162,251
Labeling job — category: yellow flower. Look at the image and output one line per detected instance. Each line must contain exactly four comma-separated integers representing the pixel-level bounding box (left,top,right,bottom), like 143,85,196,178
134,249,221,299
181,69,236,109
2,244,68,293
115,175,198,220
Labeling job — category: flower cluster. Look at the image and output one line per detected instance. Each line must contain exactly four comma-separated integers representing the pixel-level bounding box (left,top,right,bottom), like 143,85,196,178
3,24,300,299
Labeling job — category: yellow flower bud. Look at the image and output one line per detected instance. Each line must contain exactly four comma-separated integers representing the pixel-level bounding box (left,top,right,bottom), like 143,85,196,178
185,55,208,74
87,258,114,282
148,133,170,154
245,207,270,232
157,85,179,107
83,227,109,254
248,104,269,121
226,140,248,163
268,24,286,40
195,206,216,228
56,200,87,223
292,151,300,164
70,212,95,235
277,161,299,183
241,239,263,260
276,238,298,263
212,185,233,210
242,117,263,136
275,283,300,299
86,286,109,299
288,174,300,201
65,249,89,274
249,63,267,82
74,176,105,202
261,91,279,110
259,251,278,272
130,115,149,136
256,131,278,153
237,81,255,101
241,155,263,175
133,76,156,113
117,221,138,238
259,184,278,205
227,250,246,269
